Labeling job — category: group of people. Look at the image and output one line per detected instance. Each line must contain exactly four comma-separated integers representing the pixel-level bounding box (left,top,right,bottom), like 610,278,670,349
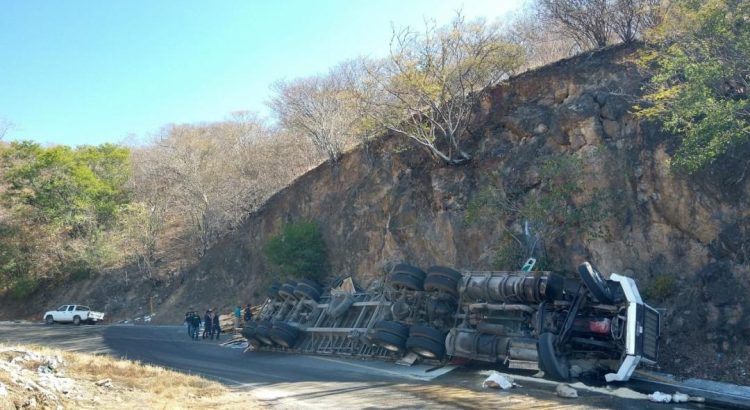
185,304,253,341
184,308,221,341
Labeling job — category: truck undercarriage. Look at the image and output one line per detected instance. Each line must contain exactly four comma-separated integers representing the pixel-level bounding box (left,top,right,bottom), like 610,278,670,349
242,261,660,383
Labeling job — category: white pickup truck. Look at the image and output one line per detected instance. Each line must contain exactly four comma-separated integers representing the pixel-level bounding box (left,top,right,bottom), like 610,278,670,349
43,305,105,325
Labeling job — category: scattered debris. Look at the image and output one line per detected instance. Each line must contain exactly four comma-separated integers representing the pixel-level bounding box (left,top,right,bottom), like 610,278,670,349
482,371,516,390
0,381,7,397
532,371,545,378
647,391,672,403
556,384,578,398
569,365,583,378
95,378,113,388
671,392,689,403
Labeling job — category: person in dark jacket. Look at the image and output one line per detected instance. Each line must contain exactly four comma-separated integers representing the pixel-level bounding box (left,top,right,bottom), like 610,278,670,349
244,304,252,323
190,312,201,340
202,310,213,339
185,309,196,338
212,309,221,340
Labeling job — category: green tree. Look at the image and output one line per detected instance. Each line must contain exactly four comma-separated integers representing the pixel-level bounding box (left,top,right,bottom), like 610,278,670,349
264,220,330,281
639,0,750,173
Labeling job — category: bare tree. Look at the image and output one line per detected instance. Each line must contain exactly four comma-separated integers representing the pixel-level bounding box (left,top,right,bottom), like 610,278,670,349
536,0,613,49
269,64,365,164
507,8,582,69
366,14,524,165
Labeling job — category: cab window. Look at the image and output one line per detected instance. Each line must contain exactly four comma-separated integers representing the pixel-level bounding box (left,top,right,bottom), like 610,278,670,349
76,306,90,311
57,305,67,311
67,306,75,311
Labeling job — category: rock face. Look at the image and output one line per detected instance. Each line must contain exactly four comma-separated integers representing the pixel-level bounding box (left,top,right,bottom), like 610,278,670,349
172,44,749,384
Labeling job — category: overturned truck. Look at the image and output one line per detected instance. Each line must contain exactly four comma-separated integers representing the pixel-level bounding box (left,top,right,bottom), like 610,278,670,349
242,262,661,382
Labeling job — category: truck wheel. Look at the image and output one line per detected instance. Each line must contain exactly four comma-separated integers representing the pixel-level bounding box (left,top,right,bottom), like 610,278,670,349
270,322,299,348
299,278,323,293
406,336,446,360
294,282,321,302
424,275,459,297
372,330,406,352
577,262,614,304
389,272,423,291
241,321,258,339
255,320,274,345
373,321,410,339
391,263,426,281
45,315,54,325
73,316,81,326
537,332,570,381
408,324,447,344
278,282,298,300
426,266,462,282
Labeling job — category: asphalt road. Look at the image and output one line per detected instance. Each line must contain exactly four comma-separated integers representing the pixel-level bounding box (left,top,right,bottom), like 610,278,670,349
0,323,709,409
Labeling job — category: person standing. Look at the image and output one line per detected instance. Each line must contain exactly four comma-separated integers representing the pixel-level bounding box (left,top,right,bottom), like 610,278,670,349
203,309,213,340
234,305,242,331
185,308,196,338
244,304,253,324
212,310,221,340
190,312,201,340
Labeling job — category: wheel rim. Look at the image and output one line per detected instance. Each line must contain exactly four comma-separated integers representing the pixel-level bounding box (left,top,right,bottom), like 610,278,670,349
413,348,436,358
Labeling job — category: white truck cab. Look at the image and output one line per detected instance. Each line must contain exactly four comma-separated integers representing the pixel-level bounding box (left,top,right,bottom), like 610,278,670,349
44,304,105,325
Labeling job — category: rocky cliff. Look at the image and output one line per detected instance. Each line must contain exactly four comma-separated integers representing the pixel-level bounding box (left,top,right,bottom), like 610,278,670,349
171,44,750,383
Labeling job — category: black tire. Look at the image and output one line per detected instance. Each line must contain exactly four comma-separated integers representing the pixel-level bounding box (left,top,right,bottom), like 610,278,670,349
278,282,298,300
392,263,426,281
267,283,281,299
45,315,54,325
327,292,354,318
372,329,406,352
406,335,446,360
408,324,446,344
270,322,299,348
537,332,570,381
255,320,274,345
294,282,321,301
426,266,462,282
578,262,614,304
241,321,258,339
299,278,323,293
424,275,459,297
373,320,410,339
73,316,81,326
389,272,423,291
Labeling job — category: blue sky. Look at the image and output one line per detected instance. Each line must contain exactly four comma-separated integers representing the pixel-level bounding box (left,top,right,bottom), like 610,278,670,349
0,1,524,146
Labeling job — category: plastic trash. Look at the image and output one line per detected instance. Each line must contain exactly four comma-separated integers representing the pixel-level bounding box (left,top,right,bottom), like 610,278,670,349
647,391,672,403
482,371,515,389
556,384,578,398
672,392,689,403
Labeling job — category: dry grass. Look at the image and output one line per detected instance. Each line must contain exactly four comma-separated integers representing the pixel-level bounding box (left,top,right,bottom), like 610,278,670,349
0,344,263,410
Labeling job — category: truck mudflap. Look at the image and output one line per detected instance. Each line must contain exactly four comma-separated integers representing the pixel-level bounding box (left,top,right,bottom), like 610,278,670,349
605,273,661,382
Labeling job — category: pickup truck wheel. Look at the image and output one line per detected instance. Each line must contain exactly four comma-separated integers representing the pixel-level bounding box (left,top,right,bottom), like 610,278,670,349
372,330,406,352
73,316,81,326
373,321,410,339
406,335,446,360
537,332,570,381
577,262,614,304
388,272,423,291
45,315,54,325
